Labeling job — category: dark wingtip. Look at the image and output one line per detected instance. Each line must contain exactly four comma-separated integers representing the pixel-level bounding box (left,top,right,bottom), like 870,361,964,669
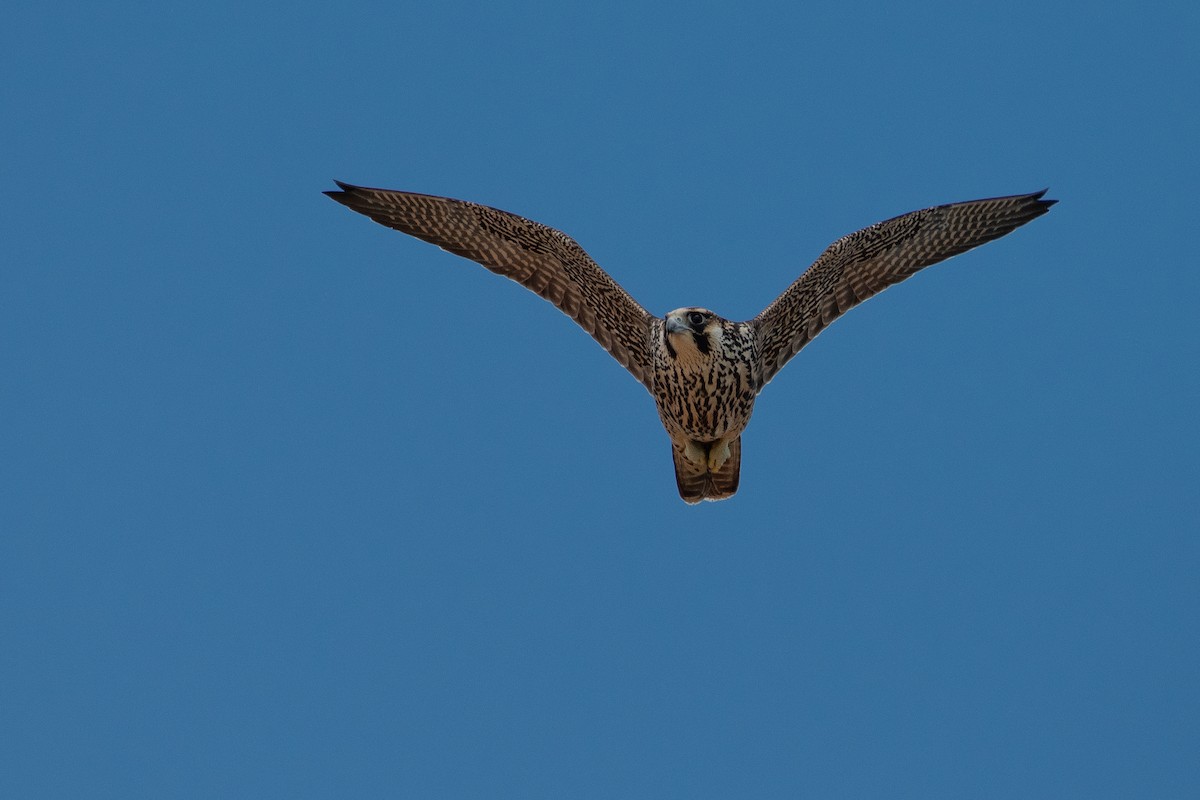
1030,187,1057,214
324,180,360,205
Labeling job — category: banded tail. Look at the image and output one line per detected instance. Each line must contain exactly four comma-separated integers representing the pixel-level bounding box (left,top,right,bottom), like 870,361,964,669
672,437,741,504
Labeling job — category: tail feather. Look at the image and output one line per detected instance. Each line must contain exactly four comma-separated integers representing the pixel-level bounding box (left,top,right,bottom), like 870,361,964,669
672,437,741,504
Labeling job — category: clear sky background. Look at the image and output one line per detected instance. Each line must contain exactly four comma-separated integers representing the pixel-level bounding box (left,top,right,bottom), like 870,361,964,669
3,1,1197,797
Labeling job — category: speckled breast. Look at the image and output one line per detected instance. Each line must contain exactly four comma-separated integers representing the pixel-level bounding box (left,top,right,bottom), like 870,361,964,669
653,358,758,442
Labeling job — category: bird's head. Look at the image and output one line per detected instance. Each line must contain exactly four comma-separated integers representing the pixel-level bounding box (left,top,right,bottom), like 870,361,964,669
664,307,722,360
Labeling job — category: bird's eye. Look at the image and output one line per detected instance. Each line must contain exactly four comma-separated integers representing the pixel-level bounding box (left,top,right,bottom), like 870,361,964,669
687,311,706,326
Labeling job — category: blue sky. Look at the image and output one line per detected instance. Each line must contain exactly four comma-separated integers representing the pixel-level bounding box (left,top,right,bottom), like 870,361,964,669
3,1,1197,797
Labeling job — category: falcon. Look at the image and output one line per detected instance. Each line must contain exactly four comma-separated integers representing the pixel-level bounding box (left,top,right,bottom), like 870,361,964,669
325,182,1054,503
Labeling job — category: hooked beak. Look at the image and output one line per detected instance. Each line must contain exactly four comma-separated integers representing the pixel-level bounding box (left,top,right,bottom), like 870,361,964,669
666,317,688,334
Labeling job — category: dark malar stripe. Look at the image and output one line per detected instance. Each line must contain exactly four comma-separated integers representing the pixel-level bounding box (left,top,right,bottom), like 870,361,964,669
692,332,710,354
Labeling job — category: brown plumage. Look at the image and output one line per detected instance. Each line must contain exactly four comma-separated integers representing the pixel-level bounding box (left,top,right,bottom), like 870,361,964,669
325,182,1055,503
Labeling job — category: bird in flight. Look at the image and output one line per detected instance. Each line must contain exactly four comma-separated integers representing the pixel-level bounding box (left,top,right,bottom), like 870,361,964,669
325,182,1054,503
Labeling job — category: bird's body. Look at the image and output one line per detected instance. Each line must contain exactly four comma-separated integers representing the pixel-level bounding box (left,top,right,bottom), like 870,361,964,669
325,182,1054,503
650,311,758,501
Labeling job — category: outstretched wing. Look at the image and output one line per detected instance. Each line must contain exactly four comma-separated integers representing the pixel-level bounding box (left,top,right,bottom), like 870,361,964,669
752,190,1055,387
325,182,657,390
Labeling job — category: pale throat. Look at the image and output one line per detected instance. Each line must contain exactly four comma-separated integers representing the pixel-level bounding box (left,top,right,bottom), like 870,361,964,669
669,328,719,370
